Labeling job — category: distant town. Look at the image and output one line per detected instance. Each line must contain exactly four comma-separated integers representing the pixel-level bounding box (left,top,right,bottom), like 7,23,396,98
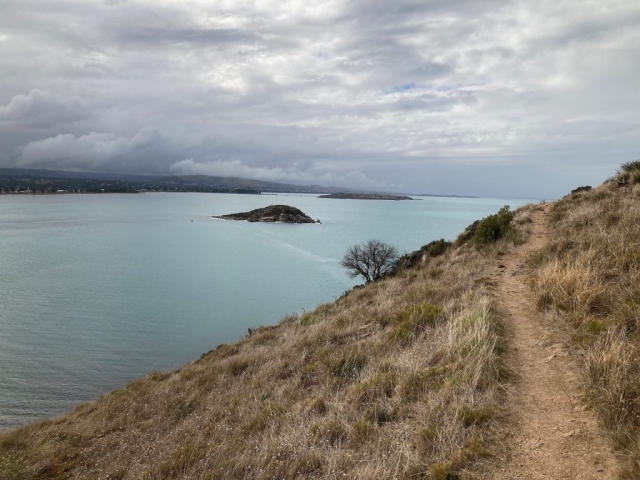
0,170,258,195
0,168,476,198
0,177,262,195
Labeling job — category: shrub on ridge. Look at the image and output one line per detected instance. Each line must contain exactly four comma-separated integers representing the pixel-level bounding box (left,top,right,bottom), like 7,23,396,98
473,206,514,246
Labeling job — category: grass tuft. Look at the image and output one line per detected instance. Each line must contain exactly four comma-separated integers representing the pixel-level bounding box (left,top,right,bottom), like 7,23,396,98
390,303,444,344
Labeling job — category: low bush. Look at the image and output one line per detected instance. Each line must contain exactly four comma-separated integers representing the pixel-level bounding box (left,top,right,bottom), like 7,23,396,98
421,239,452,257
616,160,640,185
473,206,514,246
570,185,592,195
620,160,640,173
455,220,480,246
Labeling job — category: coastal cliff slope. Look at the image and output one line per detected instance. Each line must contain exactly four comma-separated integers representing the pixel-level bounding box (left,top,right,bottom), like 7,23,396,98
0,204,535,479
2,166,639,478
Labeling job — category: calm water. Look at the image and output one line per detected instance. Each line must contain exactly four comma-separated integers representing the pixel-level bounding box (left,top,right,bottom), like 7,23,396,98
0,193,534,429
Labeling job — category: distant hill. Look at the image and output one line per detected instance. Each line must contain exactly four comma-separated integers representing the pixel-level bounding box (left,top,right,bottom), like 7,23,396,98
0,168,363,194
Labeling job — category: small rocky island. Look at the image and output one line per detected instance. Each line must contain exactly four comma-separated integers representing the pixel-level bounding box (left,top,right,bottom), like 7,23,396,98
318,193,413,200
212,205,319,223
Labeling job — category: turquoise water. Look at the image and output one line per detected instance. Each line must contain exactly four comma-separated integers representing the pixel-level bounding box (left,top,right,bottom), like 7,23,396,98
0,193,534,429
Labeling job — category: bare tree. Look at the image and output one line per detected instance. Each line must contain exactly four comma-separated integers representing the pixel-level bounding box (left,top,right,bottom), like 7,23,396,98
340,240,399,283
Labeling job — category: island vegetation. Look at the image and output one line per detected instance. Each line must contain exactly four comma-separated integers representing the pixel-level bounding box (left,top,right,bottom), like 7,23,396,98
2,163,639,478
212,205,319,224
318,193,413,200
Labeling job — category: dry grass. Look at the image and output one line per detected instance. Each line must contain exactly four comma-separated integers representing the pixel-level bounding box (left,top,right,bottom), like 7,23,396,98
530,181,640,478
0,207,533,480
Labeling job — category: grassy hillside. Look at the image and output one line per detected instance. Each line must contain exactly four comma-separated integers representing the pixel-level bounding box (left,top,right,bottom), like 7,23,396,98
0,205,535,479
530,162,640,478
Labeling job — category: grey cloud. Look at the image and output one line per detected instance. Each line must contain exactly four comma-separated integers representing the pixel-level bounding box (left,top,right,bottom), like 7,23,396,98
0,0,638,198
170,159,399,190
0,90,87,127
18,127,163,169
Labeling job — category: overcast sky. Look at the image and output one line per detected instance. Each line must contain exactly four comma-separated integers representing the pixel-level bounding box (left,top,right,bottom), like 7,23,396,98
0,0,638,197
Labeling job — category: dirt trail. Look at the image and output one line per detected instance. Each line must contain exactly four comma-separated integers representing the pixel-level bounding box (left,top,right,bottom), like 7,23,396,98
490,205,619,479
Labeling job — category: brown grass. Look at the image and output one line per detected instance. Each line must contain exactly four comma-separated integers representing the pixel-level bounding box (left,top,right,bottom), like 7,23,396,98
0,207,534,480
530,180,640,478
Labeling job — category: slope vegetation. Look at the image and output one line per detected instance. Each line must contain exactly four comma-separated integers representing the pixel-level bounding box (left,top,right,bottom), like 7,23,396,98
530,167,640,478
0,207,535,479
4,170,636,479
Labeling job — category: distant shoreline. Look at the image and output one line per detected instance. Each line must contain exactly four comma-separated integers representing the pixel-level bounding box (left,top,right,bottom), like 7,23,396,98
414,194,478,199
318,193,413,200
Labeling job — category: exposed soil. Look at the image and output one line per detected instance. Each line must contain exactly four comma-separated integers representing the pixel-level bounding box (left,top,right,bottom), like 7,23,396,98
489,205,619,479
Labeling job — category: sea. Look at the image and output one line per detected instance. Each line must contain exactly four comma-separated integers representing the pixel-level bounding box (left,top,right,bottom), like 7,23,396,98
0,192,536,430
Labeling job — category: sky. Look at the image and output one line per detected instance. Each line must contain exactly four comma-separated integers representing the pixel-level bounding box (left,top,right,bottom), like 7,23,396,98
0,0,639,198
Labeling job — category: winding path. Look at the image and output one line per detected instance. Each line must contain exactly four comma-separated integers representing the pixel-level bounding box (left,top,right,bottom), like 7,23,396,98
490,205,619,479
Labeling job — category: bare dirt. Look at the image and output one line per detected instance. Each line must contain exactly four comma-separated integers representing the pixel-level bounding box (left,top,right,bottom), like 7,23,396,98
489,205,619,479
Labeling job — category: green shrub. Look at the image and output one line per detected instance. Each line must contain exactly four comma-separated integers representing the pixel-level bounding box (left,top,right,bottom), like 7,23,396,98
620,160,640,173
570,186,592,195
421,239,452,257
455,220,480,246
617,160,640,184
473,206,514,246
